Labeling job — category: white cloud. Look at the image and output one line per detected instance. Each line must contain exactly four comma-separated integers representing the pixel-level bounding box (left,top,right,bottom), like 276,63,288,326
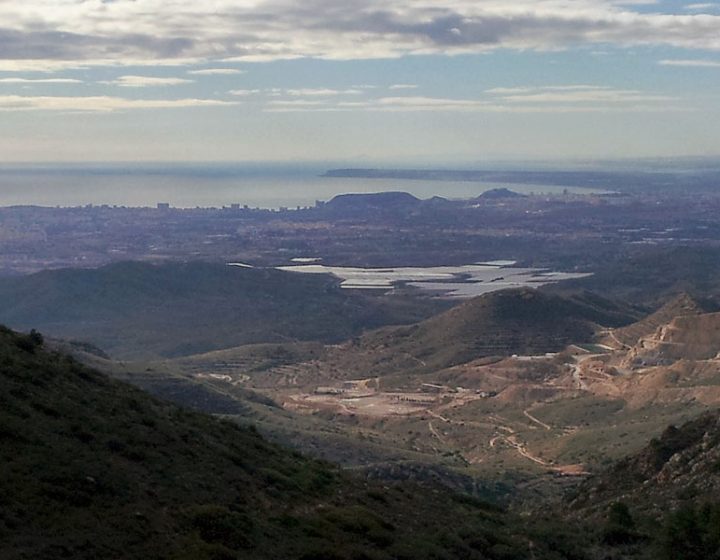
263,88,685,113
0,78,82,84
267,99,327,106
0,1,718,69
389,84,419,90
103,75,194,87
659,58,720,67
230,87,364,97
486,85,612,94
685,3,718,11
495,89,674,103
0,57,203,73
284,88,363,96
229,89,262,96
187,68,245,75
0,95,238,112
375,96,490,110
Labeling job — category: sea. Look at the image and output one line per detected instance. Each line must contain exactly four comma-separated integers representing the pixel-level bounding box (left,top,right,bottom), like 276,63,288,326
0,163,606,209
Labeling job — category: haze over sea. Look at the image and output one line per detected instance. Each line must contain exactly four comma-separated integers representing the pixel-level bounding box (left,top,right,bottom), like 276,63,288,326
0,163,602,209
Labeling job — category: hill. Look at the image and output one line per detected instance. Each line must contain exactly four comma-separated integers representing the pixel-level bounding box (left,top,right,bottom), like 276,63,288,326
623,310,720,367
569,410,720,517
555,410,720,560
327,191,420,207
323,192,422,215
609,292,709,347
546,246,720,305
0,261,449,360
322,288,638,377
0,325,590,560
476,188,525,200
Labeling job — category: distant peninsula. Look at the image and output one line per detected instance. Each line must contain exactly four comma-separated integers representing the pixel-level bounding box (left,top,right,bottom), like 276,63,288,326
320,168,683,193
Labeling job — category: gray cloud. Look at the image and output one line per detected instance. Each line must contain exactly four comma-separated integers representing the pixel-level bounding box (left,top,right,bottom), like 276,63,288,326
0,1,718,69
0,27,194,62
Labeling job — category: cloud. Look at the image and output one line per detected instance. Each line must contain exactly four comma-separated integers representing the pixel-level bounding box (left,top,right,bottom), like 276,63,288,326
284,88,363,96
373,96,490,110
229,89,262,96
263,86,685,113
389,84,418,90
0,78,82,84
485,85,613,94
659,58,720,67
267,99,327,107
685,3,718,11
229,87,364,97
0,95,238,112
187,68,245,75
0,57,202,73
493,88,674,103
0,1,719,69
102,75,194,87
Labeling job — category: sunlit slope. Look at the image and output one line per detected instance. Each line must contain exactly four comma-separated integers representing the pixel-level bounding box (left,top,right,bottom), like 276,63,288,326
609,292,712,348
322,288,638,377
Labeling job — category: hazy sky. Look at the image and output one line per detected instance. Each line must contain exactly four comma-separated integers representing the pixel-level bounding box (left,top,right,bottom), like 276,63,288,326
0,0,719,163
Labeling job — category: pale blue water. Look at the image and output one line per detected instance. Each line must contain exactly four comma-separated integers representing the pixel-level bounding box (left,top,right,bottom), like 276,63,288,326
0,163,605,209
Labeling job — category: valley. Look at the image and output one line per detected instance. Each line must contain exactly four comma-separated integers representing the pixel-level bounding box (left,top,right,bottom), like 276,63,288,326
4,184,720,512
124,292,715,489
3,0,720,553
2,178,720,556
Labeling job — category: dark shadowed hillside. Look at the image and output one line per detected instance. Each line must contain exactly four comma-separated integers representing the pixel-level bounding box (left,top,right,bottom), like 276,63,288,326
546,246,720,305
0,326,590,560
0,261,449,360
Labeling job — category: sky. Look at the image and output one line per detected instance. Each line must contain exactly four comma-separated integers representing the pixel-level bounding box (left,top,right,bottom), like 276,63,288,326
0,0,719,163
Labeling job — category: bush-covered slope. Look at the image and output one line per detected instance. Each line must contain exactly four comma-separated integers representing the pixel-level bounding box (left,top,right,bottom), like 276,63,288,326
569,410,720,517
560,410,720,559
0,326,591,560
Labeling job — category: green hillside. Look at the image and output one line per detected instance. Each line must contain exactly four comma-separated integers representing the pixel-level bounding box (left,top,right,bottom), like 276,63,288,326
0,261,449,360
0,325,591,560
